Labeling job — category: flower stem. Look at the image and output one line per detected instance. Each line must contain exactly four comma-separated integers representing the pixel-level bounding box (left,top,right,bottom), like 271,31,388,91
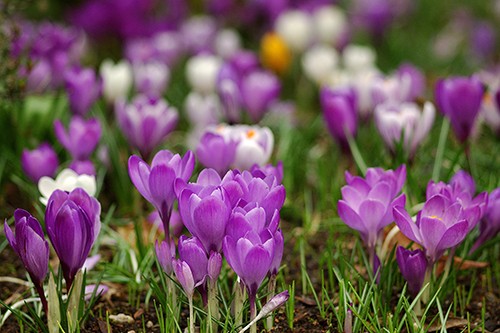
249,292,257,333
438,248,456,291
189,295,195,333
421,263,433,305
432,118,450,182
208,280,219,333
266,275,277,330
234,280,245,328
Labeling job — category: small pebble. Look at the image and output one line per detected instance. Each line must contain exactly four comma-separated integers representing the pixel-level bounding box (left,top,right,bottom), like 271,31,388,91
109,313,135,324
146,321,154,328
127,331,136,333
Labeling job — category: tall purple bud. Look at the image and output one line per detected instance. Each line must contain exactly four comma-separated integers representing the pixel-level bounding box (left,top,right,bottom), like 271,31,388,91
435,76,484,143
45,188,101,289
320,86,358,153
4,209,49,312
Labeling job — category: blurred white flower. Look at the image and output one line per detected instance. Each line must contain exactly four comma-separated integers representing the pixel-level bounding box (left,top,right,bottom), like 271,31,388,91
342,45,376,73
100,59,133,103
275,10,313,53
186,54,222,94
215,29,241,59
313,5,347,45
232,125,274,170
38,168,97,205
302,44,339,85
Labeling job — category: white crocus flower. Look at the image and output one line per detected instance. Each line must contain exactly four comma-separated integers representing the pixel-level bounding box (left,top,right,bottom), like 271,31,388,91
186,54,222,95
232,125,274,170
313,5,347,45
275,10,313,53
38,168,97,205
100,59,133,103
302,44,339,85
374,101,435,158
342,45,377,74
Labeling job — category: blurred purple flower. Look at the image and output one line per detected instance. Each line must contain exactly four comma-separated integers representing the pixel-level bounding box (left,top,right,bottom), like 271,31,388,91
250,161,284,184
54,116,102,161
393,194,479,264
64,66,102,116
45,188,101,288
21,143,59,183
216,62,242,123
338,165,406,252
133,62,170,99
69,160,96,176
180,16,217,55
320,86,357,152
241,70,281,122
25,60,52,94
396,63,425,102
435,76,484,143
471,21,496,61
396,246,428,298
128,150,194,237
116,95,178,158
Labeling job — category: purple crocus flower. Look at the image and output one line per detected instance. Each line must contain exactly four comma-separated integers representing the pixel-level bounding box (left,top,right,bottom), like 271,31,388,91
25,59,52,94
435,76,484,143
45,188,101,288
21,143,59,183
64,66,102,116
250,161,284,184
54,116,102,161
116,95,178,158
241,70,281,122
338,165,406,254
4,209,49,312
128,150,194,238
396,246,428,298
155,239,176,275
223,228,276,310
196,131,238,175
471,188,500,252
178,236,209,285
393,194,479,264
426,171,488,234
229,50,260,77
320,86,358,152
173,260,198,298
178,185,232,253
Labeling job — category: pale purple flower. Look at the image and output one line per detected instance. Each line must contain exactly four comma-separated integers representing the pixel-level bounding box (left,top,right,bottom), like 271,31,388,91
250,161,284,184
435,76,484,143
180,16,217,55
396,63,425,102
45,188,101,288
25,60,52,94
178,236,209,286
393,194,479,264
133,62,170,99
64,66,101,116
128,150,194,238
125,31,184,67
374,101,435,158
320,86,357,152
116,95,178,158
21,143,59,183
396,246,428,298
216,62,242,123
155,239,176,275
54,116,102,161
338,165,406,251
229,50,260,77
173,260,197,298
